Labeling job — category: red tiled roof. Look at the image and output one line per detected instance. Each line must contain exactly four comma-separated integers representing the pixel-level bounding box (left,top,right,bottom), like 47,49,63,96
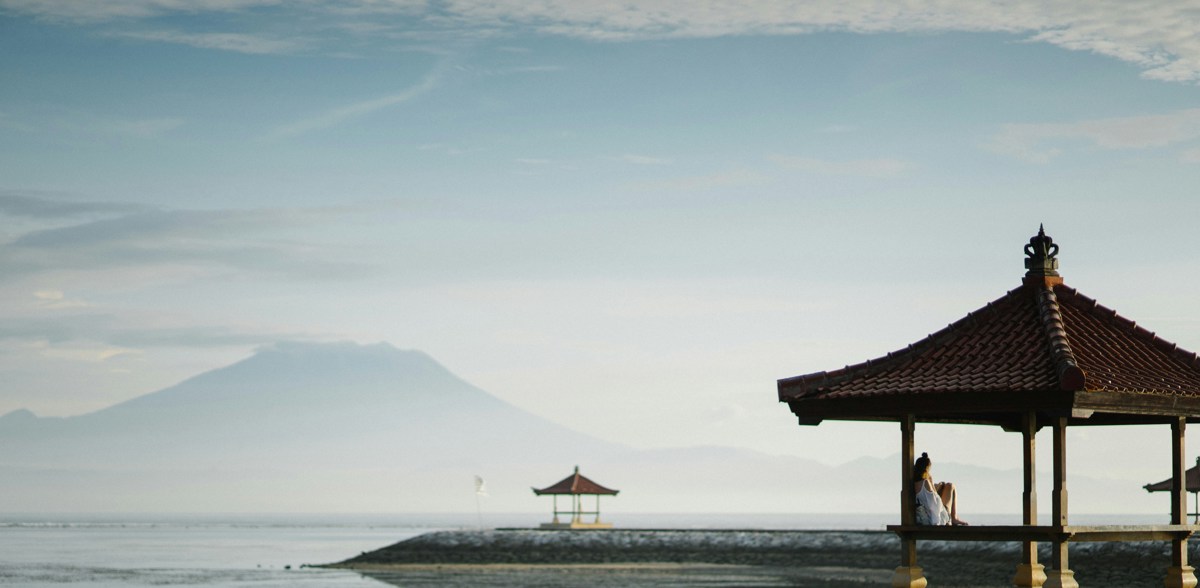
532,466,619,496
1145,459,1200,493
778,278,1200,417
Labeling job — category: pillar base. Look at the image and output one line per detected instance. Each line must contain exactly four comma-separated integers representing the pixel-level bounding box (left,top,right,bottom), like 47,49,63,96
1014,563,1046,587
891,566,927,588
1164,566,1198,588
1043,569,1078,588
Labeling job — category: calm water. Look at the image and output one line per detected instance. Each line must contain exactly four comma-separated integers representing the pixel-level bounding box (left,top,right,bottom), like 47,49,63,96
0,512,1163,587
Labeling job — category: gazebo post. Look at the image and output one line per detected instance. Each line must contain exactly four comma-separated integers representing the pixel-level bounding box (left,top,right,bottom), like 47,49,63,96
1015,410,1047,587
1164,417,1197,588
1044,416,1078,588
893,414,927,588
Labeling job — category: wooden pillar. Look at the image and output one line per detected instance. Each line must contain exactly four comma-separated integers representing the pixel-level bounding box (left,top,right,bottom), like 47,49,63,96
1044,417,1078,588
1015,411,1047,587
1165,417,1198,588
893,415,927,588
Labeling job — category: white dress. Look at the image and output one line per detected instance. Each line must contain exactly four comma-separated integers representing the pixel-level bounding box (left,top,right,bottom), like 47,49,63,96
916,484,952,526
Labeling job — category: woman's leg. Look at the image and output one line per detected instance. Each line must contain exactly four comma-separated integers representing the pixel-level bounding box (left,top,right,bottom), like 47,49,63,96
939,482,966,524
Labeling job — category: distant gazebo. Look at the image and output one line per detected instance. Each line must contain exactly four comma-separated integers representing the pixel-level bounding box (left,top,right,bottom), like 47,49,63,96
532,466,619,529
1146,457,1200,525
777,227,1200,588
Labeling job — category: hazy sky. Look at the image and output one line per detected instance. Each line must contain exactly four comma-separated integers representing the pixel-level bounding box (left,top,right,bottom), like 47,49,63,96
4,1,1200,475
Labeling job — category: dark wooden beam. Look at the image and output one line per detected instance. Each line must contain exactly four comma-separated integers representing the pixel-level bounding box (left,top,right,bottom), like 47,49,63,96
1052,416,1068,527
899,415,917,565
888,524,1194,543
1172,418,1189,572
1021,411,1039,564
785,390,1200,427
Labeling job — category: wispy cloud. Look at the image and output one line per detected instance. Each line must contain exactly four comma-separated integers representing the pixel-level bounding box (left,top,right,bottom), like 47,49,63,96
0,191,150,219
0,0,278,22
266,72,441,139
0,110,184,138
113,30,305,54
438,0,1200,82
988,108,1200,163
0,314,315,350
0,194,372,281
32,289,92,310
7,1,1200,82
769,155,912,177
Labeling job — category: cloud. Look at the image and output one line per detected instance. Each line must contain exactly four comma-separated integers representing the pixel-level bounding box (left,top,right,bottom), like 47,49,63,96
988,108,1200,163
0,192,150,219
0,194,372,281
769,155,912,177
113,30,305,54
7,1,1200,82
437,0,1200,82
1,110,185,138
266,72,440,138
32,289,92,310
0,314,315,350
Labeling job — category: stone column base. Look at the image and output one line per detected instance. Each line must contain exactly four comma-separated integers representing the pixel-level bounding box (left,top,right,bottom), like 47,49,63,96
1014,563,1046,587
1043,569,1078,588
1164,566,1198,588
891,566,927,588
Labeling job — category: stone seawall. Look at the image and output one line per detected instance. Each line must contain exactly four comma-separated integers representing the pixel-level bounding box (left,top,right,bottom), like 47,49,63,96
326,528,1198,586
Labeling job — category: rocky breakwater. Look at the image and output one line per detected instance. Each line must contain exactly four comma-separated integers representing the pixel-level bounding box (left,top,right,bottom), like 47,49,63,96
328,529,901,568
324,528,1200,586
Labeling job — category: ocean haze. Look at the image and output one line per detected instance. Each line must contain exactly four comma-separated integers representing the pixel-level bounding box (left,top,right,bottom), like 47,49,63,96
0,341,1174,517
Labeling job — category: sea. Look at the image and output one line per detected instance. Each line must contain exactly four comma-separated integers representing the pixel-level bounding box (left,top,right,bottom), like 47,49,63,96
0,512,1165,587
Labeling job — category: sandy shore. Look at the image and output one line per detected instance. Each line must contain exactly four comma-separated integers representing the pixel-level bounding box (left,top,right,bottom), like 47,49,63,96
323,528,1196,587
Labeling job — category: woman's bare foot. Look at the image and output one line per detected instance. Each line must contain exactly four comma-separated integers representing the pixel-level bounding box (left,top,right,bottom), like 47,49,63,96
952,519,969,526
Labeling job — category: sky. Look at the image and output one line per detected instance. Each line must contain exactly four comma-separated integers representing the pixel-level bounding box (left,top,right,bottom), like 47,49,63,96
4,1,1200,484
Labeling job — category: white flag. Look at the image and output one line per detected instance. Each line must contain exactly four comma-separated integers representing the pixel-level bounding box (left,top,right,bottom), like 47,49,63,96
474,475,488,497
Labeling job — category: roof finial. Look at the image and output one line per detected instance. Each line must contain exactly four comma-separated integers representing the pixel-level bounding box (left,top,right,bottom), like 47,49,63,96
1024,224,1060,278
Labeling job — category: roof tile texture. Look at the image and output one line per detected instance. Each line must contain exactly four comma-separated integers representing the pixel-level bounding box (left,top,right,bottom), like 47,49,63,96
780,283,1200,401
533,469,619,495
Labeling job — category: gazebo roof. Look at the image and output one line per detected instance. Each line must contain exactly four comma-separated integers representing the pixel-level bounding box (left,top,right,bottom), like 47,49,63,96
532,466,619,496
778,227,1200,427
1145,458,1200,493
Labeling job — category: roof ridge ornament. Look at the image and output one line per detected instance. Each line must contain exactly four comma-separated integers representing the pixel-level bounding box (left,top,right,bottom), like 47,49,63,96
1024,224,1060,278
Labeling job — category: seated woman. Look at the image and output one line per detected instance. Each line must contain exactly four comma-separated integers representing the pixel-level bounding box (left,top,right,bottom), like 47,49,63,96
913,452,968,526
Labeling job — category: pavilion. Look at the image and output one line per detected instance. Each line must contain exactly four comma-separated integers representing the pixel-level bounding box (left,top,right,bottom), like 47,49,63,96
1146,457,1200,525
532,466,619,529
777,227,1200,588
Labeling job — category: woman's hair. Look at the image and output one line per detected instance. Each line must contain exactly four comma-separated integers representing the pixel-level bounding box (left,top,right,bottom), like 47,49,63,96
912,452,931,480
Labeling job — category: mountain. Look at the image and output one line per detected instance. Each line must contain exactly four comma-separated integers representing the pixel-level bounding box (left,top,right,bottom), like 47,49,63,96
0,342,626,511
